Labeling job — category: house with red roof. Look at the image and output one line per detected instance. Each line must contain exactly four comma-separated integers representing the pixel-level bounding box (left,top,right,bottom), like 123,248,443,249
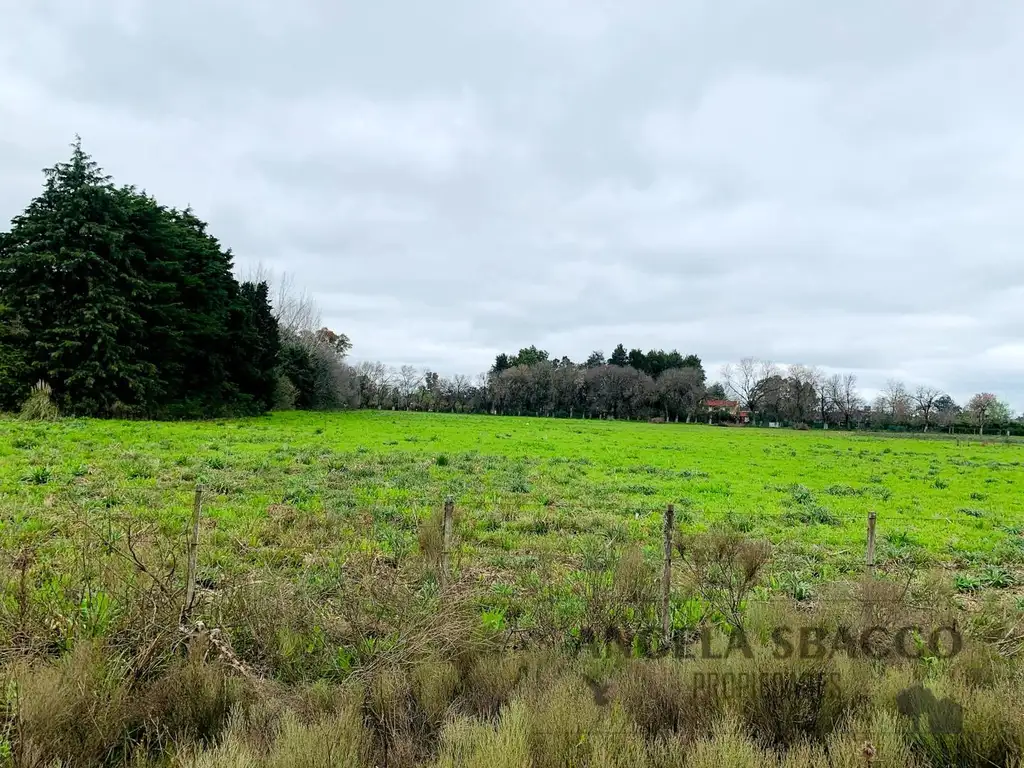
705,399,751,424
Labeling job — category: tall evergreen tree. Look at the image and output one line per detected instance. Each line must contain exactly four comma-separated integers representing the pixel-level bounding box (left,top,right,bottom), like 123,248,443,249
0,140,285,417
0,139,154,415
119,190,255,415
512,345,549,367
0,297,29,411
490,353,512,375
608,344,629,366
707,382,728,400
230,281,281,413
627,348,647,373
659,350,685,374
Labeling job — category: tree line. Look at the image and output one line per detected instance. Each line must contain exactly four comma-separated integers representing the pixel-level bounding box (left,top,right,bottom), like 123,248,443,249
2,143,1019,433
355,353,706,422
0,142,356,418
719,358,1016,434
353,354,1021,435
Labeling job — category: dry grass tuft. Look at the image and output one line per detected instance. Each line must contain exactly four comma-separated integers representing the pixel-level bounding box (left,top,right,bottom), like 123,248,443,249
434,699,531,768
18,381,59,421
418,508,446,571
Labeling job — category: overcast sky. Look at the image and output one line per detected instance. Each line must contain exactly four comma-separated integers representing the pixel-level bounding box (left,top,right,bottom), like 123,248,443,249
3,1,1023,409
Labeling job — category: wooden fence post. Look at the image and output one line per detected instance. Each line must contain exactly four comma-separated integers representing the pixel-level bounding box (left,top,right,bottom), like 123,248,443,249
866,510,877,572
661,503,675,648
441,496,454,589
183,485,203,621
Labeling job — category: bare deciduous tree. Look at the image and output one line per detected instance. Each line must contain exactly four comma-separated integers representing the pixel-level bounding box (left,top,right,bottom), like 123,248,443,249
656,367,704,422
807,367,832,428
966,392,1007,435
449,373,471,412
874,379,911,425
397,365,423,408
355,361,393,409
785,364,818,424
584,365,654,420
722,357,778,422
274,273,322,338
551,363,584,418
933,394,960,430
911,386,944,432
827,373,862,428
242,264,323,338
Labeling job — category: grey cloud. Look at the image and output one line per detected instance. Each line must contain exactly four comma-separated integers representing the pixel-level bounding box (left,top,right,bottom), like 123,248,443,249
2,0,1024,409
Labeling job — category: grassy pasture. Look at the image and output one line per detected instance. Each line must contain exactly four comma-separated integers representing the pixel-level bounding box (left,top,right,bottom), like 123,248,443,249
2,411,1024,767
2,410,1022,585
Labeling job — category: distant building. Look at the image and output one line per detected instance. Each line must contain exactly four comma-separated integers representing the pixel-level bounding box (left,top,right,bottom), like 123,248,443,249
705,399,751,424
705,399,737,410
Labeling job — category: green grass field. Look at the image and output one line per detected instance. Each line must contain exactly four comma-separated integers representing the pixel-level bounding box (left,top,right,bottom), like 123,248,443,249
3,411,1024,767
2,411,1022,587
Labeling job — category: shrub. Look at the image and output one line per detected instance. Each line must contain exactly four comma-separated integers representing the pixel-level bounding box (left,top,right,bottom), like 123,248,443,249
824,484,863,497
615,658,720,740
434,700,531,768
782,573,814,602
273,374,299,411
0,644,238,767
7,645,124,767
411,660,460,729
682,717,769,768
676,530,772,630
507,476,531,494
366,667,418,763
523,677,600,768
788,484,814,504
459,654,526,718
253,705,376,768
738,660,852,748
139,657,244,748
19,380,59,421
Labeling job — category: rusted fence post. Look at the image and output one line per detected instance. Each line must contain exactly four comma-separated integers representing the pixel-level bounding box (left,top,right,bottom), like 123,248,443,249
661,503,675,648
866,510,877,572
441,496,454,589
183,485,203,621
